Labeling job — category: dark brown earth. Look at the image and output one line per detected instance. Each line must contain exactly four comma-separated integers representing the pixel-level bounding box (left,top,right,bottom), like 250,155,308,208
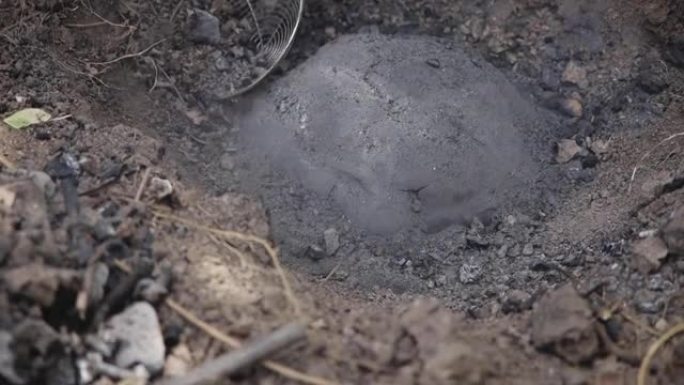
2,0,684,384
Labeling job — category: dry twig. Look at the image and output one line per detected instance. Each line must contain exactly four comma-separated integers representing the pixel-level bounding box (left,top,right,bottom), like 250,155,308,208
85,39,166,66
134,167,152,202
629,132,684,192
165,299,337,385
637,322,684,385
158,323,307,385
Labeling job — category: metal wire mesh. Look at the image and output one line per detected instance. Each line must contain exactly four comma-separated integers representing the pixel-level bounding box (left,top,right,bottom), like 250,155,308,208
222,0,304,98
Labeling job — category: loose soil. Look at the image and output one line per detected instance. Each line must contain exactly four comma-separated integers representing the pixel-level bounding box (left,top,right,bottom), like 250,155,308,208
1,0,684,384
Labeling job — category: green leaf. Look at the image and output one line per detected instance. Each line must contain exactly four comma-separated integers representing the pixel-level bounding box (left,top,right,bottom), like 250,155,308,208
3,108,52,129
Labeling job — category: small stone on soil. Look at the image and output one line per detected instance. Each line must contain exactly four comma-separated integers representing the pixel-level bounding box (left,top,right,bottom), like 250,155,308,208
188,10,221,45
522,243,534,256
561,61,588,88
304,245,327,261
631,236,669,273
323,228,340,255
556,139,582,164
559,98,583,118
149,177,173,200
105,302,165,374
501,290,532,313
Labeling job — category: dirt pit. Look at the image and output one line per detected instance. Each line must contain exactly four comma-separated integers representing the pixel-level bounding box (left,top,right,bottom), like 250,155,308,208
3,0,684,384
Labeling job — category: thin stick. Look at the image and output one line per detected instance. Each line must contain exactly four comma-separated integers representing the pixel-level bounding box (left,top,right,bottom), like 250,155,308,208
152,211,301,317
65,21,108,28
323,263,341,282
85,39,166,66
78,0,131,29
158,323,307,385
0,153,16,170
629,132,684,192
170,0,185,22
158,66,185,102
637,322,684,385
146,57,159,92
165,299,337,385
134,168,151,202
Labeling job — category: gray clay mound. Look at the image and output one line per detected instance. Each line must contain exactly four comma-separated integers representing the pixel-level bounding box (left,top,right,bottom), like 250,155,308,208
236,33,553,236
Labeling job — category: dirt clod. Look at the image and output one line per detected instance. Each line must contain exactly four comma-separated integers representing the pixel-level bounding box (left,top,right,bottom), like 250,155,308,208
531,284,598,364
631,236,669,273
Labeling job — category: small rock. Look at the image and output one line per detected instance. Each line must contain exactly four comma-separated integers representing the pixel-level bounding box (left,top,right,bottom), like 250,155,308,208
531,284,598,364
556,139,582,164
458,262,483,284
634,289,663,314
589,139,610,156
149,177,173,200
164,344,193,377
559,98,583,118
662,206,684,256
211,51,230,71
640,170,673,200
105,302,165,374
304,245,326,261
188,9,221,45
0,331,23,385
561,61,588,88
501,290,532,313
522,243,534,256
323,228,340,255
465,234,489,248
507,243,521,257
654,318,669,332
647,274,670,291
631,236,669,273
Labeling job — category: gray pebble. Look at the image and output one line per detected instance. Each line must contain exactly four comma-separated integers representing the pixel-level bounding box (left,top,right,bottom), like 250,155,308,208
105,302,165,374
188,9,221,45
323,228,340,255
